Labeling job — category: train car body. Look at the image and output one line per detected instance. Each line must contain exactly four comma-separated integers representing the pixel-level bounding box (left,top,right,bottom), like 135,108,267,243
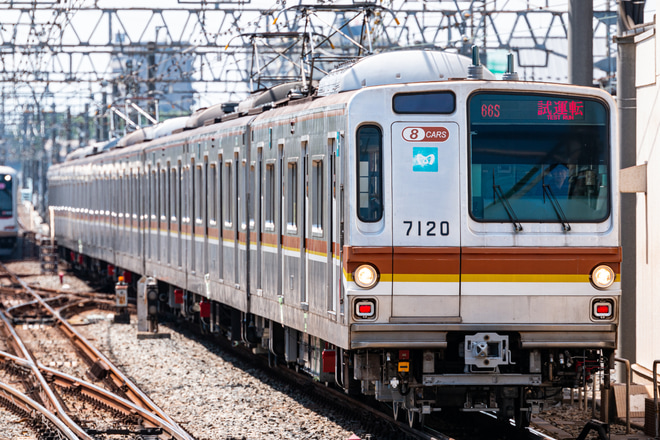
0,165,19,255
48,50,620,426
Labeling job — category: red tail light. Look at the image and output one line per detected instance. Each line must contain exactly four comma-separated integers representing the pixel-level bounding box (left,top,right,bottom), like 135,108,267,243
592,298,615,320
355,299,376,319
596,305,610,314
358,304,372,314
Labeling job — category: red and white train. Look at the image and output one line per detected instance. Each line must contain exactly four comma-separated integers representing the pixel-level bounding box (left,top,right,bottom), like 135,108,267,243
48,49,620,427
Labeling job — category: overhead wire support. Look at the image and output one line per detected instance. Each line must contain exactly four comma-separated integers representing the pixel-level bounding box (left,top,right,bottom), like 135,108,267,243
0,0,622,165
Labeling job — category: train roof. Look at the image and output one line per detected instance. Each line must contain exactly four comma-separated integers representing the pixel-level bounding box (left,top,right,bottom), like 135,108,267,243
317,49,495,96
57,49,498,165
0,165,17,176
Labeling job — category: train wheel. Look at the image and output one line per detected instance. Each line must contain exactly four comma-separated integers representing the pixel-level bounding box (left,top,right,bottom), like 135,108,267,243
514,389,531,429
515,406,531,429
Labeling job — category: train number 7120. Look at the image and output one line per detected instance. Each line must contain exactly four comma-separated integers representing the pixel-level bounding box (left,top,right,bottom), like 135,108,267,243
403,220,450,236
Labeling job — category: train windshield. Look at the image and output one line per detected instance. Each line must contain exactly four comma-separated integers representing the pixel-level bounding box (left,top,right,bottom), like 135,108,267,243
0,176,12,218
468,92,610,224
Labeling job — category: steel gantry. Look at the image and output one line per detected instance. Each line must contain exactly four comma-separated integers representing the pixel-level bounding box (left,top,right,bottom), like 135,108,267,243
0,1,618,164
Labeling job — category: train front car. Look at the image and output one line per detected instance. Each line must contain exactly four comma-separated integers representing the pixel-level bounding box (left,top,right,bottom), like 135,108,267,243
340,53,619,427
0,166,19,255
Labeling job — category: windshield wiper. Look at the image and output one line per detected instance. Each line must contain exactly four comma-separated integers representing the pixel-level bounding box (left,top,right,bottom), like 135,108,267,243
493,184,523,232
542,185,571,232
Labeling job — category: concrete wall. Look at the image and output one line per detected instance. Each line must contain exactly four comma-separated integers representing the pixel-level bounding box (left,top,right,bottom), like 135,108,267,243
631,23,660,374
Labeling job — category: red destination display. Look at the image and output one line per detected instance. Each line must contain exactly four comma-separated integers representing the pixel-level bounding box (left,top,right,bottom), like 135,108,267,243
479,99,585,121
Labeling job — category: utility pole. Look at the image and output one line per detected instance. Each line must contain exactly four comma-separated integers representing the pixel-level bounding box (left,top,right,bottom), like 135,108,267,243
568,0,594,86
147,41,157,120
65,107,72,157
101,90,109,141
615,0,645,376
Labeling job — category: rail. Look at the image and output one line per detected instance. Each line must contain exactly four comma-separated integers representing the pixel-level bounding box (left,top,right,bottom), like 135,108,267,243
614,357,631,434
0,262,195,440
0,380,80,440
0,311,93,439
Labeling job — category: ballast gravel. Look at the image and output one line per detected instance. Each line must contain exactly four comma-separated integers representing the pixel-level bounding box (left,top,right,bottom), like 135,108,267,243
76,314,364,440
0,261,365,439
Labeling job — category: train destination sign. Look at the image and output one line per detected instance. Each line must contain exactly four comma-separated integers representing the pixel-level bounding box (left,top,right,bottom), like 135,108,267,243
469,92,608,126
479,99,585,121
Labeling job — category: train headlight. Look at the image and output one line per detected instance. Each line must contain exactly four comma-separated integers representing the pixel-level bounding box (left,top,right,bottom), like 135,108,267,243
3,175,11,182
591,265,615,289
354,264,378,289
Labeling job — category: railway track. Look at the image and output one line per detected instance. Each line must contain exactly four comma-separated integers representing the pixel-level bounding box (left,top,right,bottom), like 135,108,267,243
0,261,194,440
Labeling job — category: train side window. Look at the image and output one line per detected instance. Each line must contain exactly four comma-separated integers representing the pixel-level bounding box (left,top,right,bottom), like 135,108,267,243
209,163,217,227
249,163,255,230
182,167,189,225
312,158,323,235
264,162,275,231
287,160,298,233
118,175,124,225
224,161,233,227
356,125,383,222
240,160,247,231
195,164,203,226
170,167,177,223
151,170,158,225
160,168,167,225
164,165,170,231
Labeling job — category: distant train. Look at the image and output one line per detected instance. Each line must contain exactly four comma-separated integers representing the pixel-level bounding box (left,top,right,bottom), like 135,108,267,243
0,165,19,255
48,49,620,428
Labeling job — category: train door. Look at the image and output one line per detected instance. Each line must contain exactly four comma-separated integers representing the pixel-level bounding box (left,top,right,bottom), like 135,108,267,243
182,163,190,271
300,141,308,306
216,154,223,281
166,163,172,266
175,162,182,269
255,148,263,292
233,153,240,286
327,135,338,318
277,143,284,298
390,122,461,319
189,157,196,274
193,160,205,275
156,163,161,262
203,158,209,276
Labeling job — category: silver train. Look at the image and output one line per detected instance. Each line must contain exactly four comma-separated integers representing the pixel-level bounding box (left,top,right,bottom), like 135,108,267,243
48,50,621,427
0,165,19,255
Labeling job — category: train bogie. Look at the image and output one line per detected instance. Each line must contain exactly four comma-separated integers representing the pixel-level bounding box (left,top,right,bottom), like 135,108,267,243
48,50,620,424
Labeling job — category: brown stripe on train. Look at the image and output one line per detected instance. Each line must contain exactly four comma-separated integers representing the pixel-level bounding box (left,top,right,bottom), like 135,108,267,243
342,246,621,277
461,247,621,275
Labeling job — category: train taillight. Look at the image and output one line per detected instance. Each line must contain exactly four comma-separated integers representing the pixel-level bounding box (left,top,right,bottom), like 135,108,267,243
355,299,376,319
592,298,615,320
